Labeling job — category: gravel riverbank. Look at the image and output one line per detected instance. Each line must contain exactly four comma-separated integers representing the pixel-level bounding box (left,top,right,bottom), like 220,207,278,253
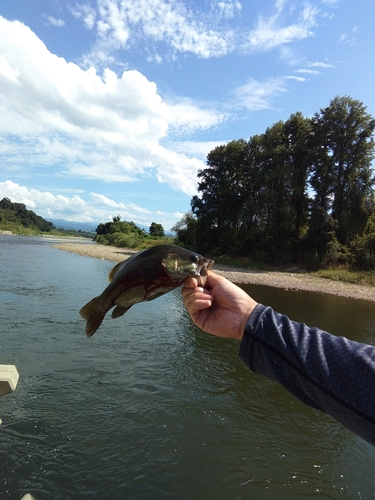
53,242,375,302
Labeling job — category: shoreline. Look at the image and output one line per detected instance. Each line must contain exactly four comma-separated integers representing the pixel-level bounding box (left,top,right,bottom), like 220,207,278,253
53,242,375,302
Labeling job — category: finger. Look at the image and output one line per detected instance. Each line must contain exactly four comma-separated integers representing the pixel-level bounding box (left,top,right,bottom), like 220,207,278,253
184,297,212,316
181,285,205,297
182,288,210,304
183,289,212,312
183,277,198,288
205,270,229,289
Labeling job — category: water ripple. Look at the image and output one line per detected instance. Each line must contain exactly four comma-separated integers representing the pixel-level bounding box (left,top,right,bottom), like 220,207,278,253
1,236,375,499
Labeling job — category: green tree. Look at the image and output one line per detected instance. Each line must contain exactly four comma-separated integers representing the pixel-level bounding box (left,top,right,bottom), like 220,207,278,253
308,96,375,257
94,215,147,247
171,212,198,249
192,139,248,254
245,115,311,261
149,222,165,237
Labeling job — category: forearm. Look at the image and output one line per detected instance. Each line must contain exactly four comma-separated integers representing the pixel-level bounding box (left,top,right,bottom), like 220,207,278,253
239,304,375,445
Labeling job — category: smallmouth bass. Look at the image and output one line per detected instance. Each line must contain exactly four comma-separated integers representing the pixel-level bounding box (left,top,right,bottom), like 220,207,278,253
79,244,213,336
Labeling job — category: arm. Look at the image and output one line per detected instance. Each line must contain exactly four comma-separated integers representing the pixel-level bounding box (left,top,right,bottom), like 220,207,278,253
182,272,375,445
241,304,375,445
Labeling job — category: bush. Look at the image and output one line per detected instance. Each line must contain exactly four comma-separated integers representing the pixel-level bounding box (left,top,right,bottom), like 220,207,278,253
321,235,352,268
349,234,375,270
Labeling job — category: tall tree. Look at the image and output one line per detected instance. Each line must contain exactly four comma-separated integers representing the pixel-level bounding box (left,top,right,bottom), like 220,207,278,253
309,96,375,254
251,115,311,261
283,112,312,248
192,139,248,253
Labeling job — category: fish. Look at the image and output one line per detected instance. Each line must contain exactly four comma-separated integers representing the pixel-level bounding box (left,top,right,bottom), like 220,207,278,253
79,244,213,337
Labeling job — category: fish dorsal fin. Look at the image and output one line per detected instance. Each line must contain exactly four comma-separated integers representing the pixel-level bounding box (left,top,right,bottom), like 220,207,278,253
108,261,123,282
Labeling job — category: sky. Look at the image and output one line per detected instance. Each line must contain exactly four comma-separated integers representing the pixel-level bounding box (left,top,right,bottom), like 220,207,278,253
1,0,375,231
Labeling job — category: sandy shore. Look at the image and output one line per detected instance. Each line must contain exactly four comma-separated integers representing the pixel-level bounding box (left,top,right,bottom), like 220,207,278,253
53,242,375,302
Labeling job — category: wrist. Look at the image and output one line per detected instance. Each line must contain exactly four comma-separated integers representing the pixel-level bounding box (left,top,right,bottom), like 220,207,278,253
238,300,258,341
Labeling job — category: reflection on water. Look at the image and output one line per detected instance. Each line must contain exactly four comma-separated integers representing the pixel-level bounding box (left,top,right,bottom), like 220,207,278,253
1,236,375,499
241,283,375,345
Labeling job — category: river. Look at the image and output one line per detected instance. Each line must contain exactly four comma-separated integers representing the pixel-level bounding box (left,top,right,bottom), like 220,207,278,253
0,236,374,499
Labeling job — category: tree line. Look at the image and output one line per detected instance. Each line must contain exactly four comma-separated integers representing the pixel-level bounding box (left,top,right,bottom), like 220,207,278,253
173,96,375,269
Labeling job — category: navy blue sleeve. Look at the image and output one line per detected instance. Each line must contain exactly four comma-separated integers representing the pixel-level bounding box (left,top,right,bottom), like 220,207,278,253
239,304,375,445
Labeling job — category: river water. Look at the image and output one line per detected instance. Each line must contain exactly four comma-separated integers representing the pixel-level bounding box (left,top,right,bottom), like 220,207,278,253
0,236,374,499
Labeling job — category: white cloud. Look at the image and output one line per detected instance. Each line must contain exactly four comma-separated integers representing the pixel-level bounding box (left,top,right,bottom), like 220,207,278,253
234,76,303,111
0,180,180,228
166,140,228,160
0,180,87,218
295,68,320,74
216,1,242,20
71,0,319,65
321,0,339,5
69,3,97,30
0,16,229,195
89,192,150,213
74,0,236,59
309,61,335,68
166,98,228,136
285,75,305,82
43,15,65,27
340,27,357,46
244,1,318,52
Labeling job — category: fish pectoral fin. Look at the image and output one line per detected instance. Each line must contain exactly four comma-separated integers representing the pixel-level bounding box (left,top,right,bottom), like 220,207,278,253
111,304,131,319
79,297,105,337
108,261,123,282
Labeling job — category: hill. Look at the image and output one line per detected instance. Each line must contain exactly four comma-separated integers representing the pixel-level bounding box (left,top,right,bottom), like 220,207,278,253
0,197,55,234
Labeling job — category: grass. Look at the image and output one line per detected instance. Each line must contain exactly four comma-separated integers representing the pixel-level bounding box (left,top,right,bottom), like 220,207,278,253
214,255,375,287
136,236,177,249
312,268,375,286
213,256,274,271
0,221,41,236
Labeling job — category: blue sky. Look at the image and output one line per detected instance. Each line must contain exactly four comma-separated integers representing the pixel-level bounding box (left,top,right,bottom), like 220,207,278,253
1,0,374,231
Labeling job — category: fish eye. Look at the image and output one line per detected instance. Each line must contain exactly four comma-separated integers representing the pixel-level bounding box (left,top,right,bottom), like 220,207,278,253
190,255,199,263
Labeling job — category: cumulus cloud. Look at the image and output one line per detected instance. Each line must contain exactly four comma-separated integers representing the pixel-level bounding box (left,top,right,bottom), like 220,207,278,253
0,16,226,195
0,180,180,228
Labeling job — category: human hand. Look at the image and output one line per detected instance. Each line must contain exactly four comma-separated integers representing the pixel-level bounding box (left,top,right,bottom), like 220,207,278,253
181,271,258,340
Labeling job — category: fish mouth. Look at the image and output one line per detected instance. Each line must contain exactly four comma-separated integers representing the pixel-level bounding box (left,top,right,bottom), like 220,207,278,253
195,259,214,286
161,253,214,284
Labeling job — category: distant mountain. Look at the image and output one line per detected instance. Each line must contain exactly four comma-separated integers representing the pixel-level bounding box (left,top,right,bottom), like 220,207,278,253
46,219,97,232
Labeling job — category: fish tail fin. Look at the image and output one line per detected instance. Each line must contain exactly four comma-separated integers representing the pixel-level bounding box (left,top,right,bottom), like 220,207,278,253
79,297,105,337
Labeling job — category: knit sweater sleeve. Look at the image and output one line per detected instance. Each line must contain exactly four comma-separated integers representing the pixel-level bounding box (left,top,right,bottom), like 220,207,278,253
239,304,375,445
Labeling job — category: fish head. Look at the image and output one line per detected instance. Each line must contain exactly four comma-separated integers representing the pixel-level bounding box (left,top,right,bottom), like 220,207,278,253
161,251,214,286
